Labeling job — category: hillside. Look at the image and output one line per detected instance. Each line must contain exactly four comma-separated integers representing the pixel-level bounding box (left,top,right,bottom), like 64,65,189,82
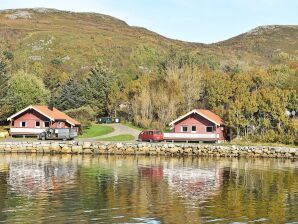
214,25,298,66
0,8,199,79
0,8,297,78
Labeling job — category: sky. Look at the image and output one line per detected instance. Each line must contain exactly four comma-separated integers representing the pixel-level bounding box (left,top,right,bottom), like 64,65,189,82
1,0,298,43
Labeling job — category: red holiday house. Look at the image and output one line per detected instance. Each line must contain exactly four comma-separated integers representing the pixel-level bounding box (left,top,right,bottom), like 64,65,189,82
164,109,227,142
7,105,80,137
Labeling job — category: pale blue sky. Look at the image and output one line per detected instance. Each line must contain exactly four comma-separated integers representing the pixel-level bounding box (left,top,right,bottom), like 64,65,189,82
1,0,298,43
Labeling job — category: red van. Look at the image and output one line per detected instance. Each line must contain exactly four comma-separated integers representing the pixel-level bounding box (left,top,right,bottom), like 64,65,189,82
138,130,164,142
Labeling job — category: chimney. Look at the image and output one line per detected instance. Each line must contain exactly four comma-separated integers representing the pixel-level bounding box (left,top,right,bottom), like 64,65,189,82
48,102,54,111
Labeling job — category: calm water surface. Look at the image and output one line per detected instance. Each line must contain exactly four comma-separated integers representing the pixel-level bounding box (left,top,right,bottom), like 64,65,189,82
0,154,297,224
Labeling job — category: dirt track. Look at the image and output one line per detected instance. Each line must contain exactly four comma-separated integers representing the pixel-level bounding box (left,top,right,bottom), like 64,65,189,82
94,123,140,140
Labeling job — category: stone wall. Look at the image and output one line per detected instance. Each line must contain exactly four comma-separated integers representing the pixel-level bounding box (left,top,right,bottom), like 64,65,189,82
0,141,297,159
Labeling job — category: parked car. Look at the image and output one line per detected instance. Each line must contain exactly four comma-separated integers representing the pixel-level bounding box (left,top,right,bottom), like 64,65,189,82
138,130,164,142
38,128,78,140
98,117,121,124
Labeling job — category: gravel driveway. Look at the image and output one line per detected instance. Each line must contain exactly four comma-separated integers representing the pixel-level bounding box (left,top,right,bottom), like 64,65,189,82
98,123,140,139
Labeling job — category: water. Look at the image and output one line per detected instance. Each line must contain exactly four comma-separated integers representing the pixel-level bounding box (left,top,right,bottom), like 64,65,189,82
0,154,297,224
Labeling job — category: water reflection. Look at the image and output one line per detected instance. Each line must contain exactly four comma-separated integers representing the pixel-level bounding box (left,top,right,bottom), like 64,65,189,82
0,154,297,223
7,158,77,195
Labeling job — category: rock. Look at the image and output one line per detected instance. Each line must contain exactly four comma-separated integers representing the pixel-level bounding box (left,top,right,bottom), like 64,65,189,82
61,146,72,154
116,143,124,148
82,142,92,149
83,148,93,154
72,146,83,154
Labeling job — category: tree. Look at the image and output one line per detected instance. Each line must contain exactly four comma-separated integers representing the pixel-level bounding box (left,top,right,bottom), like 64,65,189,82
64,106,96,127
5,70,50,113
55,78,86,111
84,62,115,116
107,81,122,117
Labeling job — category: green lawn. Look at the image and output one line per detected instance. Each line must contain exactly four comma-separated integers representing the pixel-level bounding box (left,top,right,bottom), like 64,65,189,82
97,134,135,142
122,122,143,131
79,124,114,138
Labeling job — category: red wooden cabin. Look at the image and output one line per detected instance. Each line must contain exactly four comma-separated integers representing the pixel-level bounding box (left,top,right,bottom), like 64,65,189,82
7,105,80,137
165,109,226,142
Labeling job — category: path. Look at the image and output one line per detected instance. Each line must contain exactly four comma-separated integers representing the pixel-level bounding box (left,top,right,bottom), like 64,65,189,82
90,123,140,140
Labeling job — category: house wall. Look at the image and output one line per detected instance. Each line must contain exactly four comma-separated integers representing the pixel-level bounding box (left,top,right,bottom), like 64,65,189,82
12,110,51,128
173,113,225,140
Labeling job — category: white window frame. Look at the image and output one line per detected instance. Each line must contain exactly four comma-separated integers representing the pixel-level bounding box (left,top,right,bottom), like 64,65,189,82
44,121,50,128
35,121,41,128
191,125,197,133
181,126,188,133
20,121,27,128
206,126,214,133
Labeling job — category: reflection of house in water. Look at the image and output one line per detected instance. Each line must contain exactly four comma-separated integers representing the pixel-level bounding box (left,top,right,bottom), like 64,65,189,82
163,167,223,200
7,161,77,195
138,166,164,180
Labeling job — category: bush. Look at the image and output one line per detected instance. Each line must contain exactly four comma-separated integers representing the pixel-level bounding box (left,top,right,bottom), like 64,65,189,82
51,58,62,65
3,51,13,60
249,129,296,145
64,106,96,127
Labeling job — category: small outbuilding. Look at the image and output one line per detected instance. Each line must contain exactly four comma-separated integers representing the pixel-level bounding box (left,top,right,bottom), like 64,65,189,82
165,109,227,142
7,105,81,137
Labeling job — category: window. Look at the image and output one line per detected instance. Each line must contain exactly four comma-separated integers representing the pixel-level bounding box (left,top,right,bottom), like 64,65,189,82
182,126,188,132
35,121,40,128
45,121,50,128
21,121,26,127
206,126,214,132
191,126,196,132
154,131,161,134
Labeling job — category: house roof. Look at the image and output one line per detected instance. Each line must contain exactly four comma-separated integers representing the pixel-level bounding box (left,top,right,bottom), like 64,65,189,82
169,109,224,126
7,105,81,126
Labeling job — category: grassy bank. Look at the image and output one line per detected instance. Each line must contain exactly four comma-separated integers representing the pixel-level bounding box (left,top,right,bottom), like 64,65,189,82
79,124,114,138
122,122,143,131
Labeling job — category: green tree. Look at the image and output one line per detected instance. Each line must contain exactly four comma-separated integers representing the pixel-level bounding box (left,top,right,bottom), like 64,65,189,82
55,78,86,111
84,62,115,116
5,70,50,113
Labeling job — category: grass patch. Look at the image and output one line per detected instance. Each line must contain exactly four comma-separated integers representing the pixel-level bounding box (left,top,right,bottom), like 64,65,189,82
79,124,114,138
122,122,143,131
98,134,135,142
0,126,9,132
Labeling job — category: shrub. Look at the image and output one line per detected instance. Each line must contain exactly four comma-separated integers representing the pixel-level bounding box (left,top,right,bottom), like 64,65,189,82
64,106,96,127
51,58,62,65
3,51,13,60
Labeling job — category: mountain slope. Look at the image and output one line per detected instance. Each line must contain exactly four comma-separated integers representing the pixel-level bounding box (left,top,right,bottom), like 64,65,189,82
214,25,298,65
0,8,297,78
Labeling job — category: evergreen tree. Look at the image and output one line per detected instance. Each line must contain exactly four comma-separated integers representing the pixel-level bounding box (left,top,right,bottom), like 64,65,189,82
55,78,86,111
84,62,115,116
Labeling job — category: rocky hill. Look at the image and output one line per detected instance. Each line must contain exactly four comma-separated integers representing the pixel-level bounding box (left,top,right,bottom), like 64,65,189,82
0,8,297,77
214,25,298,66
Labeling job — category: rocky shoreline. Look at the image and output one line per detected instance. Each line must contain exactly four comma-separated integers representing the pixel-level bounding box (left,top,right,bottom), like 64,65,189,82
0,141,297,159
